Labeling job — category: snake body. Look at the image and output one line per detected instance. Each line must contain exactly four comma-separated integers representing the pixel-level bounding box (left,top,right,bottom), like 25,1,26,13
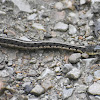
0,36,99,55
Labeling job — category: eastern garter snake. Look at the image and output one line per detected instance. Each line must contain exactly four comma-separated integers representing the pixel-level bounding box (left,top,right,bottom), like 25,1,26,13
0,36,99,55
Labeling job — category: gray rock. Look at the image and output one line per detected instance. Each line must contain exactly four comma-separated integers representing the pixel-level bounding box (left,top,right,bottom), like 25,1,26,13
32,23,46,31
7,50,17,61
86,36,94,41
54,22,68,32
0,52,4,63
30,57,37,64
0,10,6,15
11,0,32,13
0,65,5,70
38,68,55,79
8,60,13,66
28,69,37,77
89,95,100,100
16,73,24,80
84,75,93,84
67,68,81,79
62,64,73,74
55,2,64,10
69,24,77,34
22,82,31,88
94,70,100,79
75,85,88,93
41,80,53,90
20,36,32,41
43,54,54,63
68,53,81,63
67,12,79,24
88,83,100,95
55,67,61,73
80,0,86,5
63,88,74,99
15,25,25,32
6,67,14,75
91,1,100,13
82,58,97,67
24,85,33,94
28,98,39,100
0,70,9,77
27,14,37,20
31,85,45,96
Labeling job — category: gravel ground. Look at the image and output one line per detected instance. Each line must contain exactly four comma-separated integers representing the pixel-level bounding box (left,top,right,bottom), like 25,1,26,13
0,0,100,100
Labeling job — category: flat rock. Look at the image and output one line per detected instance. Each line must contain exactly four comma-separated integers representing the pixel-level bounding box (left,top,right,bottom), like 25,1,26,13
67,68,81,79
0,11,6,15
88,83,100,95
20,36,32,41
27,14,37,20
32,23,46,31
55,2,64,10
41,80,53,90
69,24,77,34
16,73,24,81
30,57,37,64
75,85,88,93
0,70,9,77
28,69,37,77
31,85,45,96
63,88,74,99
62,64,74,74
24,85,33,94
82,58,97,67
80,0,86,5
94,70,100,79
54,22,68,32
68,53,81,63
0,65,5,70
11,0,32,13
38,68,55,79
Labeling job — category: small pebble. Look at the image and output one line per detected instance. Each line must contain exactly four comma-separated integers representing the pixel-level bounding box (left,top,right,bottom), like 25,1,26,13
31,85,45,96
54,22,68,32
68,53,81,63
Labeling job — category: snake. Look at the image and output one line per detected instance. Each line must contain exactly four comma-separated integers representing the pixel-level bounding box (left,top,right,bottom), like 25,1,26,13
0,36,99,55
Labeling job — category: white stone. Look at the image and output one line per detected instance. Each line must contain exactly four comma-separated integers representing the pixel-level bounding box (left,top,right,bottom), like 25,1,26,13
68,53,81,63
69,24,77,34
20,36,32,41
31,85,44,96
54,22,68,32
82,58,97,67
63,88,74,99
55,2,63,10
94,70,100,79
11,0,32,12
0,11,6,15
55,67,60,72
27,14,37,20
1,0,5,3
67,68,81,79
38,68,55,79
32,23,46,31
91,0,100,4
80,0,86,5
68,12,79,24
88,83,100,95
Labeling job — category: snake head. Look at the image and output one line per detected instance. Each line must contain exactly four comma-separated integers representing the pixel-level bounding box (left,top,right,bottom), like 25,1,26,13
85,45,100,55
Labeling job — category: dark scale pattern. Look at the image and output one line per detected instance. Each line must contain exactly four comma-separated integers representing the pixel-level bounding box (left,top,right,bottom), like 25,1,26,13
0,36,99,55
